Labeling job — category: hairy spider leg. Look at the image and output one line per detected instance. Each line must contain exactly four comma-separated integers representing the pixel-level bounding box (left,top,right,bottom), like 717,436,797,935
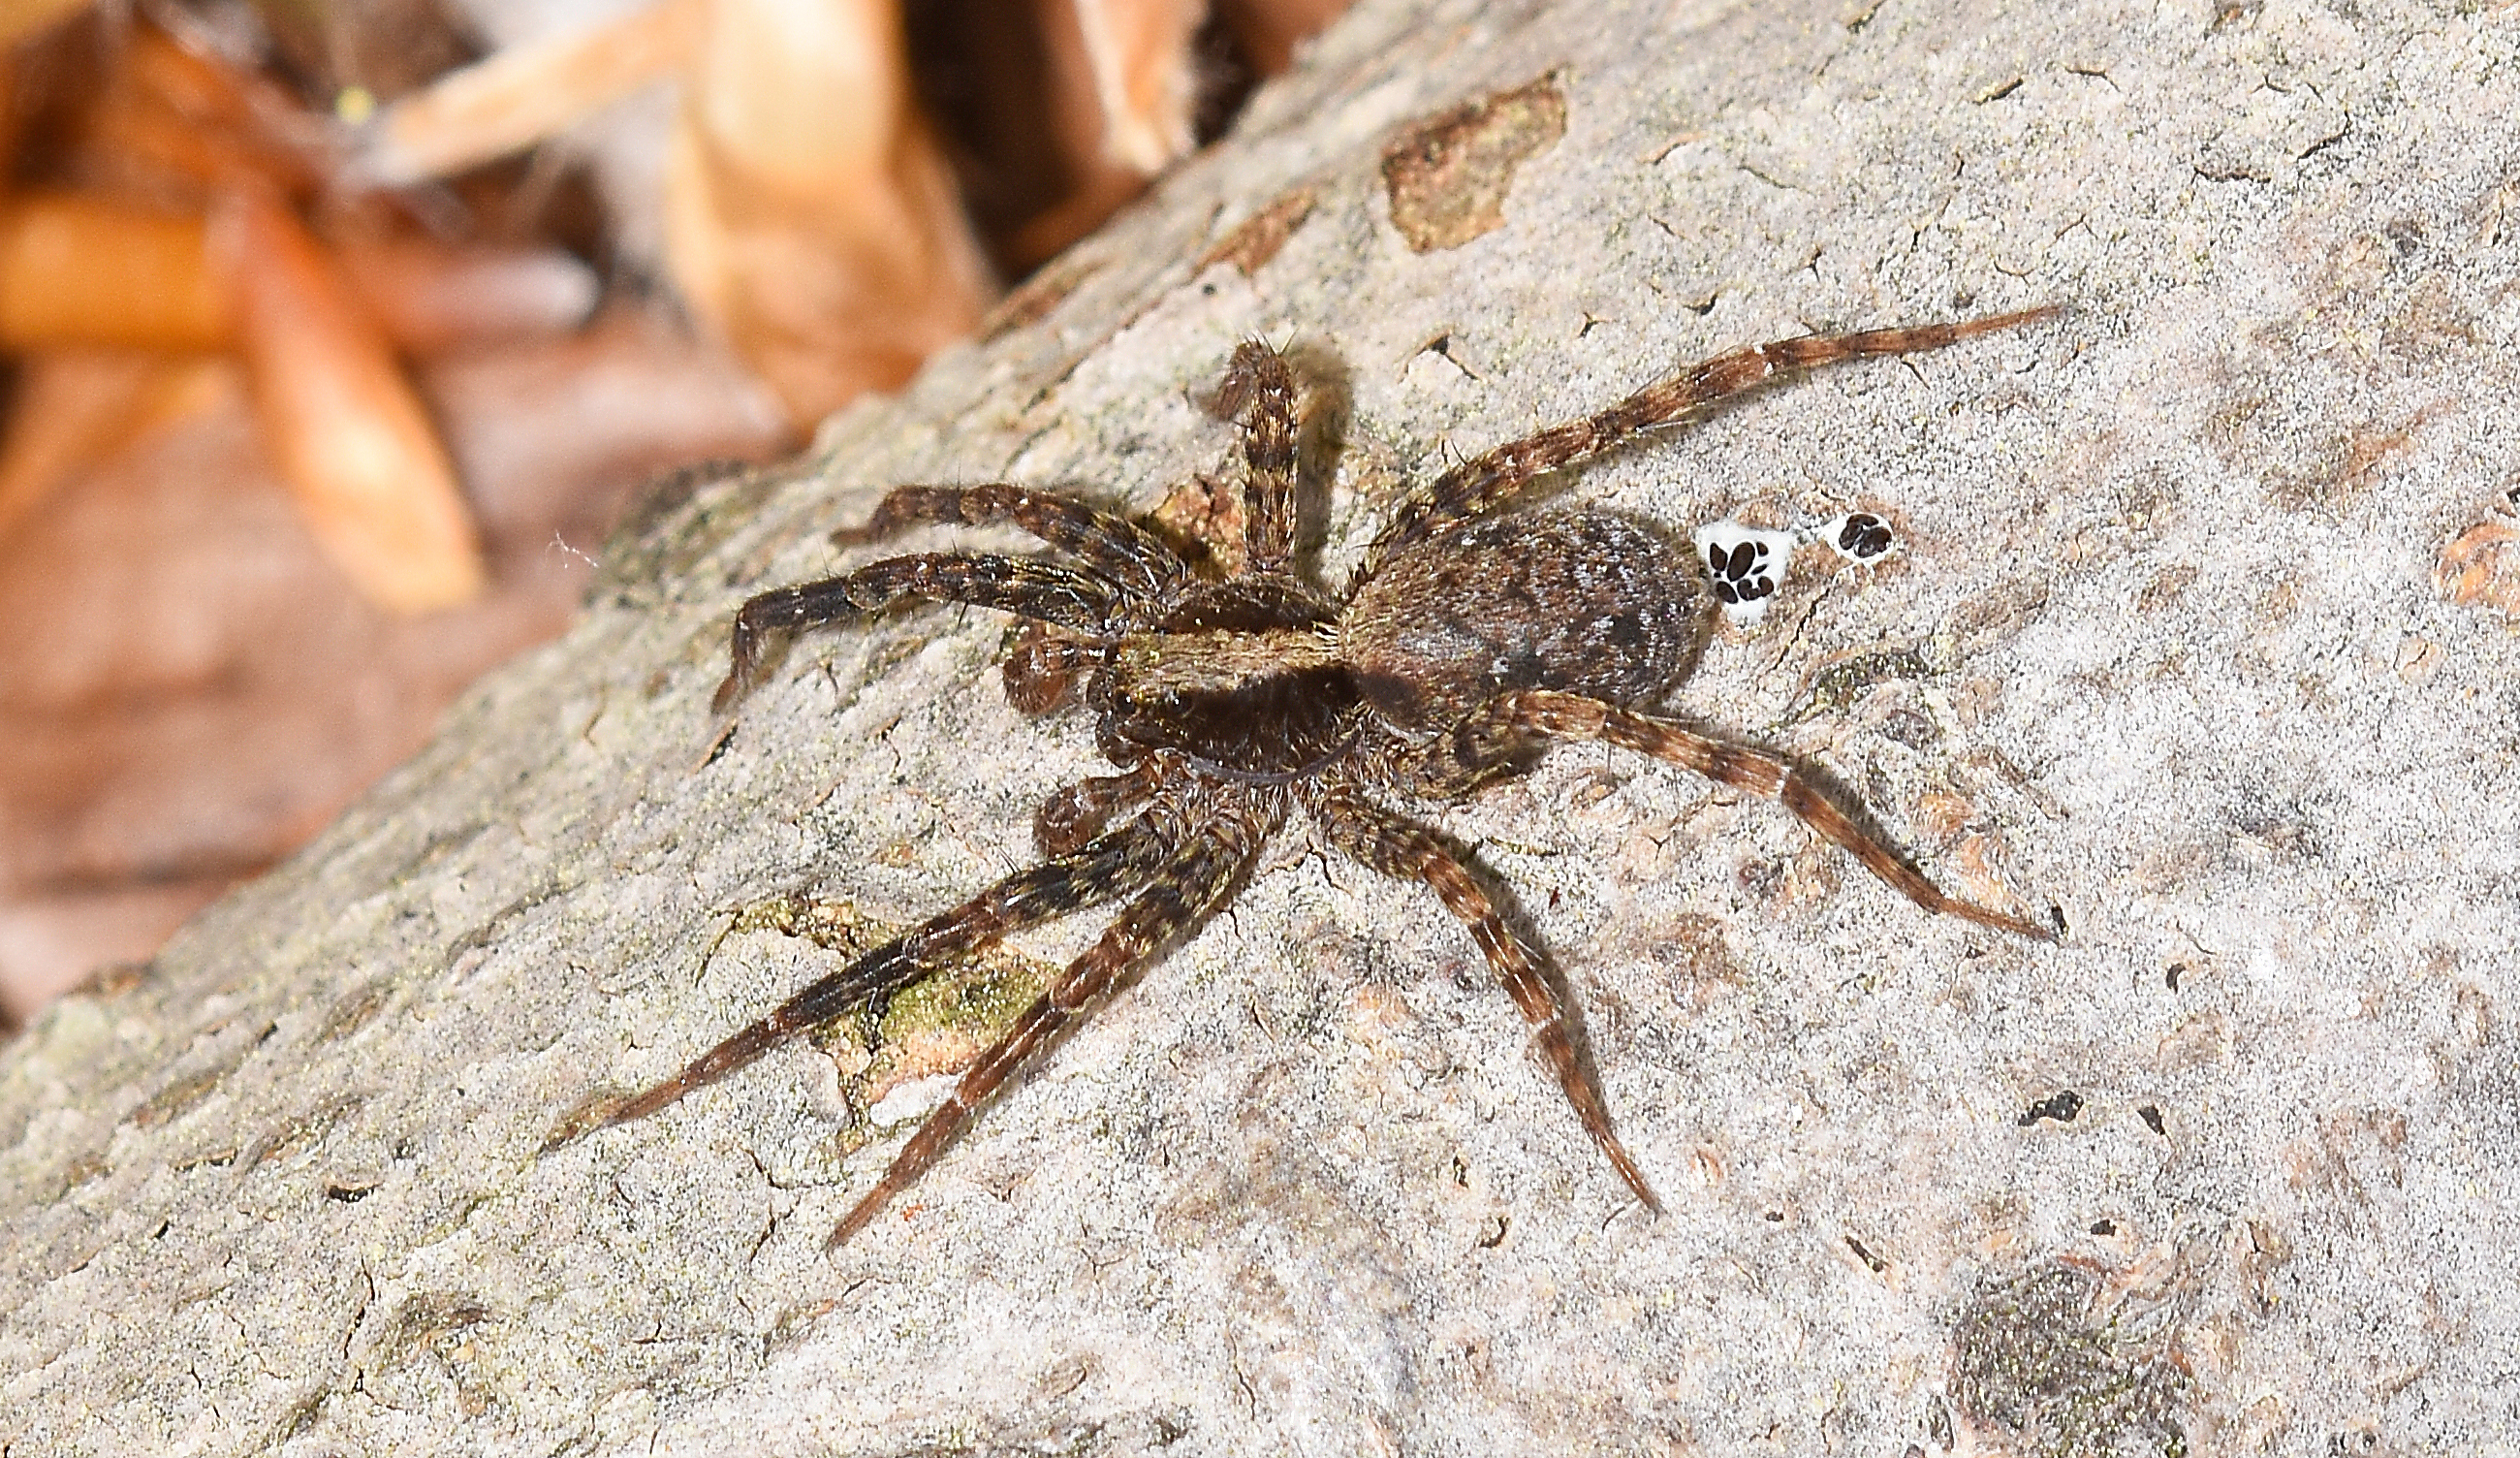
829,801,1276,1247
1458,689,2056,941
1361,305,2061,577
567,816,1179,1144
1216,340,1300,573
715,555,1119,711
835,484,1191,601
1319,790,1664,1216
1035,757,1169,857
999,622,1102,716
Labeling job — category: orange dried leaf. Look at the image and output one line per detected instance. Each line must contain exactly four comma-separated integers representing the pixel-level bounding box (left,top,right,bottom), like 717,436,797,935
1004,0,1160,268
221,189,485,613
1068,0,1201,174
125,24,303,143
364,0,700,182
0,196,590,357
0,351,229,547
0,0,88,54
0,350,171,542
1004,172,1148,271
0,193,232,351
0,39,22,165
665,0,993,424
333,238,598,352
118,23,324,193
79,83,263,195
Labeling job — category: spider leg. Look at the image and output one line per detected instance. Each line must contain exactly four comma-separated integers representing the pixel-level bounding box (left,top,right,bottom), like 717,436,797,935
1034,756,1165,857
1448,689,2055,940
1317,789,1663,1216
561,815,1176,1145
1216,340,1299,574
835,484,1191,600
829,801,1272,1248
1362,306,2059,575
1001,621,1097,716
717,555,1118,711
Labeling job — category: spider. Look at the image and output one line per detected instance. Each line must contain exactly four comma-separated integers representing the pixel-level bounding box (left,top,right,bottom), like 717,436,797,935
568,306,2061,1248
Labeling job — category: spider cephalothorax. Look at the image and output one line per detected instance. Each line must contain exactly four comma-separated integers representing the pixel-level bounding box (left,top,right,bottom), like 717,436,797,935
571,307,2059,1247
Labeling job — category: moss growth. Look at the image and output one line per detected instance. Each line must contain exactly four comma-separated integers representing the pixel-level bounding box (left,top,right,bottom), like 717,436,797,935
1949,1263,2194,1458
1774,646,1935,730
725,895,1058,1152
872,950,1054,1049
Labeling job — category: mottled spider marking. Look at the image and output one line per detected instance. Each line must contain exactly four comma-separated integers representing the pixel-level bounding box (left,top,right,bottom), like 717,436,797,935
575,305,2061,1246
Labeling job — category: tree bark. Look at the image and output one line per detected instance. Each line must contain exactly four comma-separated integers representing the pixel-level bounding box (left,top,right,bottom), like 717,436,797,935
7,0,2517,1452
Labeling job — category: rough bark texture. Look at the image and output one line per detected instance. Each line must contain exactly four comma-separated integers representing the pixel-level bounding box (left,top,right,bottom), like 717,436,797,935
6,0,2517,1453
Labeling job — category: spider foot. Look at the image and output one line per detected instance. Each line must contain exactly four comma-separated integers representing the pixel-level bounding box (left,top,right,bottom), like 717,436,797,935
1595,1124,1666,1217
827,1180,899,1251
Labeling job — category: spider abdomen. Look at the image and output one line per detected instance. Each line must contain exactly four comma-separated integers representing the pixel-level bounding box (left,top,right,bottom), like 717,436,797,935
1343,509,1708,736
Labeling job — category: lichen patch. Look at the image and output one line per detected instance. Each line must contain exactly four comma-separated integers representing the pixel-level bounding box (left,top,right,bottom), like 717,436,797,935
1198,186,1318,276
1379,75,1568,253
1949,1262,2195,1458
2437,515,2520,615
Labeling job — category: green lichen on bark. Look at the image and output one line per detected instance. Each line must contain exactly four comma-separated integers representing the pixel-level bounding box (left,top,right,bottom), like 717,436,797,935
1950,1263,2195,1458
721,894,1059,1150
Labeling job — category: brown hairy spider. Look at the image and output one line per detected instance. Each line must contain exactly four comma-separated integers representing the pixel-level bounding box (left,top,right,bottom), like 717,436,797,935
574,307,2059,1248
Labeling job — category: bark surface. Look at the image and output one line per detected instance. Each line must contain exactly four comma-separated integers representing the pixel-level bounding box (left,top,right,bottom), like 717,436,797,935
6,0,2517,1453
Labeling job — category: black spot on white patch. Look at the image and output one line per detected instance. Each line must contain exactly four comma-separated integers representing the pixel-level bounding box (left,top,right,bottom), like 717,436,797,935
1691,522,1796,622
1839,513,1894,558
1819,510,1897,562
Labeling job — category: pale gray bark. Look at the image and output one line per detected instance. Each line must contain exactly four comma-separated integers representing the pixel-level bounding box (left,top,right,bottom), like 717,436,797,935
6,0,2518,1453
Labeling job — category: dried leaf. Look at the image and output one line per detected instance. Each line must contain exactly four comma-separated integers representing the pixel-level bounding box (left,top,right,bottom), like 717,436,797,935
1069,0,1202,174
0,350,196,542
364,0,700,183
663,0,993,423
221,187,485,613
0,193,231,351
333,238,599,352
